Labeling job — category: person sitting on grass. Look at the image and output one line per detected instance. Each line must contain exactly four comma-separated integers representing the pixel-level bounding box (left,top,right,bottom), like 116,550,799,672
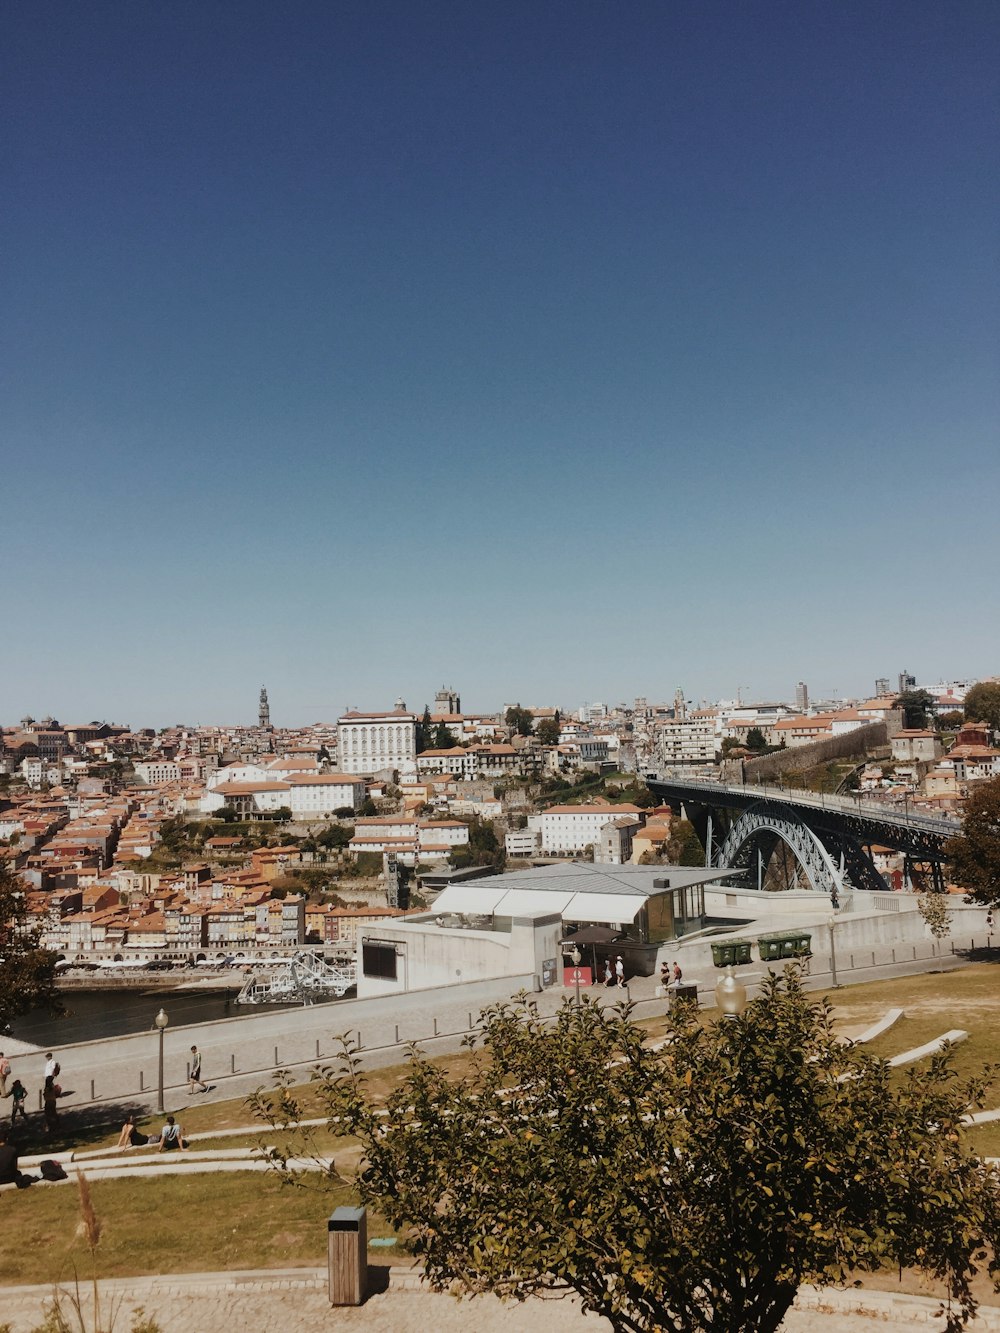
158,1115,188,1152
116,1113,148,1150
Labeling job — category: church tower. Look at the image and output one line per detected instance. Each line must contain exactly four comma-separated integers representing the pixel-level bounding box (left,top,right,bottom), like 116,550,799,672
258,686,272,730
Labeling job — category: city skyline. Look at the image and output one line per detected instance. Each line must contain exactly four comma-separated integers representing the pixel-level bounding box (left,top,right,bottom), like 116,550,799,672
4,1,998,724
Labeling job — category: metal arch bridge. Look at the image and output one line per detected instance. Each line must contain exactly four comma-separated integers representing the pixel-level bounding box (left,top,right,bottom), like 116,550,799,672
646,776,959,899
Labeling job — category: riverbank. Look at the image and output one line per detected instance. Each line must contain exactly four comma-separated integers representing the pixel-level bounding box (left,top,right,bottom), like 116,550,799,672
56,969,247,992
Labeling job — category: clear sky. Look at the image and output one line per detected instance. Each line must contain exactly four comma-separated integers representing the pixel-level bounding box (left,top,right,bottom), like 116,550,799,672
3,1,998,727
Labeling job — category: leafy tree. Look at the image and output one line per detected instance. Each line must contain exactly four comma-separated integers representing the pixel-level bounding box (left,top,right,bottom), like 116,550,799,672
317,823,352,850
964,682,1000,732
535,717,561,746
745,727,767,753
0,860,62,1028
273,805,293,823
945,775,1000,909
433,722,460,749
917,891,952,939
452,815,505,870
505,705,534,737
415,706,432,755
894,689,936,729
333,805,356,818
667,818,704,866
938,711,965,731
359,797,378,817
254,975,1000,1333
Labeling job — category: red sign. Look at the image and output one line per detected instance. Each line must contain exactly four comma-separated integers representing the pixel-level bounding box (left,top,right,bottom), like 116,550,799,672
563,965,593,987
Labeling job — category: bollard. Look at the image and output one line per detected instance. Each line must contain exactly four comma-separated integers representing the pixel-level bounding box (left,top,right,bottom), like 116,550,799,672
316,1039,320,1059
433,1017,438,1037
274,1046,279,1066
90,1079,95,1101
394,1025,399,1044
231,1053,236,1074
139,1071,144,1091
468,1012,473,1030
328,1206,367,1306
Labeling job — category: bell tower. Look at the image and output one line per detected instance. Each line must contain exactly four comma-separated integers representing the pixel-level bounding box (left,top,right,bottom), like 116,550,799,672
258,686,271,730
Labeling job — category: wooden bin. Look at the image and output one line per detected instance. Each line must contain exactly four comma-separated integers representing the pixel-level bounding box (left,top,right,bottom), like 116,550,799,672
328,1206,367,1305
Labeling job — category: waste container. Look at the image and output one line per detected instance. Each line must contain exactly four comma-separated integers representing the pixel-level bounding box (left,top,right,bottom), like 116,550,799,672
756,931,812,962
328,1206,367,1306
711,939,751,968
671,982,699,1007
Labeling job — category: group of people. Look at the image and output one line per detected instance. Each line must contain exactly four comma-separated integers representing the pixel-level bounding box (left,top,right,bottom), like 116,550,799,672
1,1051,62,1135
115,1112,189,1152
660,960,684,990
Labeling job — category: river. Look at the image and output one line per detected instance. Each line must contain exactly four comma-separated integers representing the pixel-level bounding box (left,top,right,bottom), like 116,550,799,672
10,988,309,1049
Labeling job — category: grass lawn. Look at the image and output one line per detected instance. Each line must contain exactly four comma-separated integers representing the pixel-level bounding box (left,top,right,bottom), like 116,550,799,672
4,963,1000,1289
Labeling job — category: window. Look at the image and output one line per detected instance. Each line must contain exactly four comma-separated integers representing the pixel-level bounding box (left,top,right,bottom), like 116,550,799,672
362,939,398,981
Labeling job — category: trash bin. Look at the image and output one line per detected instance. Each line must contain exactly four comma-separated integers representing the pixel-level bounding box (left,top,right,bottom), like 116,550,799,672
756,932,812,962
671,983,699,1007
328,1206,367,1306
711,939,750,968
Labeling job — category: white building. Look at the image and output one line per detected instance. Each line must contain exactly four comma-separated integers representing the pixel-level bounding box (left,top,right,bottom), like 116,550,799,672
338,703,417,776
654,717,719,765
528,803,644,855
134,760,182,785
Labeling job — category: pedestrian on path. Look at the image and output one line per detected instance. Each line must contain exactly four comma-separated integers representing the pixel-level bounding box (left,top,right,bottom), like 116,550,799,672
0,1051,10,1097
9,1079,27,1126
188,1046,207,1094
615,956,626,989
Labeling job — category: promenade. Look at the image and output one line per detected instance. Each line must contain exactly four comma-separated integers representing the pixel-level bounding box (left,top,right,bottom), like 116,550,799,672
1,1268,997,1332
4,941,973,1117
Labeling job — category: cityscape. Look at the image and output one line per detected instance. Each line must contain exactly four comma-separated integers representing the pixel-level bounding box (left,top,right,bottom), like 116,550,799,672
2,0,998,1329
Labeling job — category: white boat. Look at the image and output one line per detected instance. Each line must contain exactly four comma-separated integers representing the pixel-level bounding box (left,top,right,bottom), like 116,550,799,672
235,952,355,1005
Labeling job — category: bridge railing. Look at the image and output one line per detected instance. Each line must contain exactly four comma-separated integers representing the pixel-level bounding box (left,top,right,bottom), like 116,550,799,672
650,775,959,838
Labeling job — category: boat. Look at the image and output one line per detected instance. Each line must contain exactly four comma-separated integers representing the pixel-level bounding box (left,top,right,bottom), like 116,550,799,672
235,951,356,1005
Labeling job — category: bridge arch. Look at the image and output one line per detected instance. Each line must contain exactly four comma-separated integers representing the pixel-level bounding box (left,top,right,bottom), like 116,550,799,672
716,803,845,897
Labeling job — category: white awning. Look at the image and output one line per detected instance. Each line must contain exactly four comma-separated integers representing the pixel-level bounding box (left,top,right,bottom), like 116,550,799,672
563,892,648,925
492,889,574,917
430,885,509,914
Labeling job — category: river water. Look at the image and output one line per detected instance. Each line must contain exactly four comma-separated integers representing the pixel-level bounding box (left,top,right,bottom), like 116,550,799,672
11,988,309,1049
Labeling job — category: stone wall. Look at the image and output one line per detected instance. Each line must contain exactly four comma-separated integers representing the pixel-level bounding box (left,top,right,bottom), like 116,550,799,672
738,720,894,784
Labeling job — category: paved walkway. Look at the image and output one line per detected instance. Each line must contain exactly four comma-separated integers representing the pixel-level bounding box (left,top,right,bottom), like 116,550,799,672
0,1268,996,1331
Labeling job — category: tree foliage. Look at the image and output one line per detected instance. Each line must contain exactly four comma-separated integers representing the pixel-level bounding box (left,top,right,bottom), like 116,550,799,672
505,705,534,737
255,975,1000,1332
746,727,767,753
535,717,561,746
0,859,62,1029
667,818,704,866
964,683,1000,732
894,689,936,729
945,775,1000,908
433,722,460,749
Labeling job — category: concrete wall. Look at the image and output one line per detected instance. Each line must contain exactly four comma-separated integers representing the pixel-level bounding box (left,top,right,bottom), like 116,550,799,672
356,911,563,998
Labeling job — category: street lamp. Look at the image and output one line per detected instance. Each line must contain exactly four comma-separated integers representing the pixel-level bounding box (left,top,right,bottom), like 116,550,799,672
828,916,839,988
154,1007,169,1113
714,966,747,1020
569,945,582,1006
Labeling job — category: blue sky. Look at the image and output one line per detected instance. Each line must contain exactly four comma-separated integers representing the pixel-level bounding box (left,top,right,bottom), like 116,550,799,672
3,1,998,726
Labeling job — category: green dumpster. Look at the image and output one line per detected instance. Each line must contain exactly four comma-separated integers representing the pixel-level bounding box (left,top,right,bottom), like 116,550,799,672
756,931,812,962
711,939,751,968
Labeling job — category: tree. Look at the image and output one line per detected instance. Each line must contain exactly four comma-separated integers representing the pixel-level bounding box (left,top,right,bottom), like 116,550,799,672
433,723,460,749
505,705,534,737
917,891,952,939
317,823,352,850
938,711,965,731
964,682,1000,733
415,706,432,754
894,689,936,729
535,717,561,746
944,775,1000,909
254,975,1000,1332
0,859,62,1028
745,727,767,753
273,805,293,823
667,818,704,866
359,797,378,817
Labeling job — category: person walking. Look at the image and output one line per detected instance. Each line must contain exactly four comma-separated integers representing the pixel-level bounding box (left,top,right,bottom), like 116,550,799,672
44,1053,58,1081
614,956,626,989
188,1045,207,1094
603,959,614,987
672,961,683,986
0,1052,10,1098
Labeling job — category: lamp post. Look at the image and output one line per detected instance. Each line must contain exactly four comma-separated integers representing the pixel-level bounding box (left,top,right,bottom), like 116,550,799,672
154,1007,169,1113
828,916,838,988
570,945,582,1006
714,966,747,1020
